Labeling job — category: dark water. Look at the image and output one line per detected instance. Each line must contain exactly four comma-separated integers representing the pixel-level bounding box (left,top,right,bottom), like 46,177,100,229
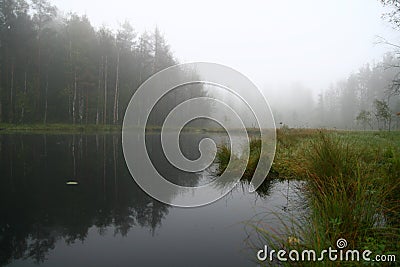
0,133,298,267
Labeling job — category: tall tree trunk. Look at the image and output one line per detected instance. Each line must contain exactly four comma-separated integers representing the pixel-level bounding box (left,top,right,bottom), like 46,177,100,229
116,89,119,123
113,51,120,124
43,72,48,124
103,56,108,125
68,40,72,123
73,69,77,124
79,86,83,124
36,33,42,118
21,70,27,122
96,58,102,125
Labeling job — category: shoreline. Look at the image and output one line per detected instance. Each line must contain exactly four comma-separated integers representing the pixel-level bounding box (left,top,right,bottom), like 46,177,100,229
0,123,266,134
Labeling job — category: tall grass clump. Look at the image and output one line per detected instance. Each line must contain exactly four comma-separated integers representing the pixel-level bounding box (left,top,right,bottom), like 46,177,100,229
215,142,231,175
215,138,266,181
303,132,398,260
251,131,399,266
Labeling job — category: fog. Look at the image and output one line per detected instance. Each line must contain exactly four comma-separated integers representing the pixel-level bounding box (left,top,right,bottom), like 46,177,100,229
1,0,399,129
52,0,396,89
48,0,400,129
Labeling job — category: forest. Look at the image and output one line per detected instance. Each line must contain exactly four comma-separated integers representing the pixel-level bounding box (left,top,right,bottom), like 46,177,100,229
315,53,400,130
0,1,399,266
0,0,178,125
1,0,400,131
269,53,400,131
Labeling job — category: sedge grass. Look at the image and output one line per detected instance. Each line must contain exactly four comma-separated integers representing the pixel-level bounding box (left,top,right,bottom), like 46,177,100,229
216,129,400,265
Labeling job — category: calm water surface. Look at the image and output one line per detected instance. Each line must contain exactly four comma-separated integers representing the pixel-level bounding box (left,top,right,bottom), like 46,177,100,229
0,133,299,267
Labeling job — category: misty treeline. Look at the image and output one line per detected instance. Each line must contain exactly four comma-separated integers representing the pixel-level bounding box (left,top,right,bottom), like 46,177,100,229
268,1,400,131
315,0,400,131
0,0,203,125
317,53,400,130
272,53,400,131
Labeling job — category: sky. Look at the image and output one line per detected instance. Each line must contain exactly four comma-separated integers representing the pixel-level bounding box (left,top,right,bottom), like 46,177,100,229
51,0,399,94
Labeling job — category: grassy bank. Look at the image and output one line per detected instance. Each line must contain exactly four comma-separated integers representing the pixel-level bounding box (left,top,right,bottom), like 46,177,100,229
216,129,400,265
0,123,264,134
0,123,122,133
0,123,221,133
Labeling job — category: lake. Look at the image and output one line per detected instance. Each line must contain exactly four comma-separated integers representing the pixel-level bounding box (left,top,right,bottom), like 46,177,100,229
0,133,299,267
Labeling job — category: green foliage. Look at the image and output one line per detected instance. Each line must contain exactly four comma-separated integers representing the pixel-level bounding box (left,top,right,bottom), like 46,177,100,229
215,142,231,175
356,110,372,130
374,99,392,130
220,129,400,266
311,53,400,130
215,137,277,182
0,0,184,125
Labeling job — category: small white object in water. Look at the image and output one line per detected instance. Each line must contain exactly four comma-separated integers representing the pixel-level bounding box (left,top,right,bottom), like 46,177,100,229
66,181,78,185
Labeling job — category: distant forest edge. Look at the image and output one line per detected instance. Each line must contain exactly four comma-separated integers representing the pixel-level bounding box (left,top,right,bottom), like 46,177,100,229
0,0,185,126
0,0,400,131
272,53,400,131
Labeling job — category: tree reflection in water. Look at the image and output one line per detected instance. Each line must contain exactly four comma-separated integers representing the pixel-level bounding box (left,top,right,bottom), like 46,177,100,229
0,133,275,265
